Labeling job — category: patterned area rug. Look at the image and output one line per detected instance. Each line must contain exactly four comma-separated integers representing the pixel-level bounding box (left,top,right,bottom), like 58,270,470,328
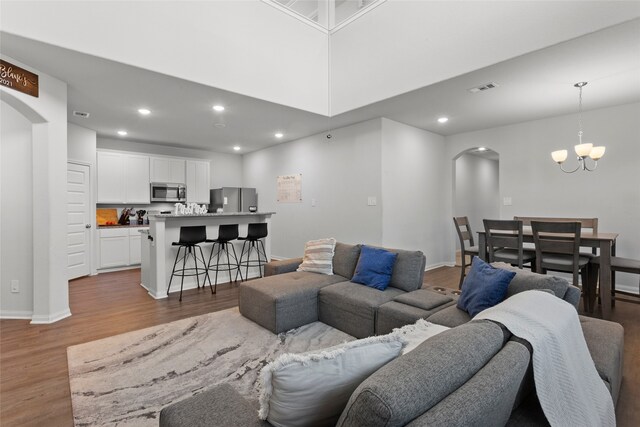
67,307,353,426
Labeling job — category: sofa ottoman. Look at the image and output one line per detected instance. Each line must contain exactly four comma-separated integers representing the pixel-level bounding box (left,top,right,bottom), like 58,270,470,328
376,289,455,335
239,271,345,334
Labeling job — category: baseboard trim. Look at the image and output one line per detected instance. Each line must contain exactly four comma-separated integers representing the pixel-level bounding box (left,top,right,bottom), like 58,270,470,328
426,262,455,271
270,255,286,261
0,310,34,320
616,283,639,295
30,308,72,324
97,265,141,274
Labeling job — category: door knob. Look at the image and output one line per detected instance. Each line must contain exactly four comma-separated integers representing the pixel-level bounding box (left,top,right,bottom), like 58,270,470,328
85,224,92,229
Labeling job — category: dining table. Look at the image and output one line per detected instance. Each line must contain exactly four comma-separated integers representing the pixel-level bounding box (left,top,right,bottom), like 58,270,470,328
477,229,619,320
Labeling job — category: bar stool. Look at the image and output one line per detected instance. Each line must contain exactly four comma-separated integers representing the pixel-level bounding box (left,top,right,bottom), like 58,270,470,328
167,225,212,302
237,223,268,281
205,224,243,292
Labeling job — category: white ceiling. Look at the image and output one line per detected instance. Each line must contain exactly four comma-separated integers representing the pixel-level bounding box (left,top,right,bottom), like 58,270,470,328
1,12,639,153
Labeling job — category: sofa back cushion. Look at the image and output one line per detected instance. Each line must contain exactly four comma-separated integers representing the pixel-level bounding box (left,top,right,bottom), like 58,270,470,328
333,243,361,279
491,262,579,308
386,247,426,292
336,320,506,427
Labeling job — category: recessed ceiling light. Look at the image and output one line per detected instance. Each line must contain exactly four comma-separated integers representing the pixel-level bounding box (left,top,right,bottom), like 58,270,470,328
275,132,284,138
213,105,225,112
437,117,449,123
233,146,241,151
478,147,487,151
214,123,226,128
138,108,151,115
117,130,128,136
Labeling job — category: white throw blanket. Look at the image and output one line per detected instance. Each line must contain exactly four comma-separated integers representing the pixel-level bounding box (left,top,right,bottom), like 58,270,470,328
475,290,615,427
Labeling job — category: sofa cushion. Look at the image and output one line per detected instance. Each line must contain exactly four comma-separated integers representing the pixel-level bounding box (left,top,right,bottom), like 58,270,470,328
239,271,345,334
381,246,427,292
258,334,405,427
336,320,507,427
159,383,267,427
492,262,578,307
425,305,472,328
297,237,336,275
333,242,361,279
458,257,515,317
351,246,398,291
394,289,453,311
319,281,405,338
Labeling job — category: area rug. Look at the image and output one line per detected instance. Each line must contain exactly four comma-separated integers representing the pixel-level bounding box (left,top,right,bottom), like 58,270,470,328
67,307,354,426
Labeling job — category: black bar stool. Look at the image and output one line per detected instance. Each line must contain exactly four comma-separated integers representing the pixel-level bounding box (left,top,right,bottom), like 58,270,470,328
167,226,212,301
237,223,268,281
205,224,243,291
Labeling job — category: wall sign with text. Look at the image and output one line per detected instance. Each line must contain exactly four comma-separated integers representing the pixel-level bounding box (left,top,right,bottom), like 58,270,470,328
0,59,39,98
277,174,302,203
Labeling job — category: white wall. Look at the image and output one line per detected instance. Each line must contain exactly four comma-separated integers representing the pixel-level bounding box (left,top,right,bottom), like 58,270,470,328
0,55,69,322
1,0,329,114
243,119,383,258
97,138,243,189
454,153,500,240
445,102,640,289
0,101,34,317
380,118,448,268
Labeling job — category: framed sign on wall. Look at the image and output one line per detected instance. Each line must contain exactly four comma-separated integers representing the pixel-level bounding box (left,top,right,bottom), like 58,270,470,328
277,174,302,203
0,59,39,97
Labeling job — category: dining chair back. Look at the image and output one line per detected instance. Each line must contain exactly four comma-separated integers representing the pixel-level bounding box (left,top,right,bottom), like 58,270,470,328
483,219,535,269
531,221,593,310
589,256,640,308
516,216,599,255
453,217,479,289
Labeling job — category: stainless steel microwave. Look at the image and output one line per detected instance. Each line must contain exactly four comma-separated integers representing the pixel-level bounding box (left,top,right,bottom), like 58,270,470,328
150,183,186,202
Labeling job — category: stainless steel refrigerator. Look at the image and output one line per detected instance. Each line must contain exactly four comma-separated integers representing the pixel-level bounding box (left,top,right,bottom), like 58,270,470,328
209,187,257,213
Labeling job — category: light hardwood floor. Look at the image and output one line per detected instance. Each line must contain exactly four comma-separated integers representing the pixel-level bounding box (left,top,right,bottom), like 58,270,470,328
0,267,638,426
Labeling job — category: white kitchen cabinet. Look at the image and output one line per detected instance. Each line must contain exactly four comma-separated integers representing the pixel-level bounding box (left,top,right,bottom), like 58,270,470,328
97,151,125,203
97,151,150,203
98,227,145,269
186,160,210,203
99,228,130,268
129,229,142,265
151,157,185,184
124,154,150,203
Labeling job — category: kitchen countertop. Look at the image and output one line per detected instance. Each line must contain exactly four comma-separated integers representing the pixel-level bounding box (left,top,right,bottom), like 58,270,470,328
97,223,150,228
149,212,275,218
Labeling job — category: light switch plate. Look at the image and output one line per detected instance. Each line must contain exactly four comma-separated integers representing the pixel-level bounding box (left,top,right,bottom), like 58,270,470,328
223,197,228,205
311,198,316,207
11,279,19,293
367,196,377,206
503,197,512,206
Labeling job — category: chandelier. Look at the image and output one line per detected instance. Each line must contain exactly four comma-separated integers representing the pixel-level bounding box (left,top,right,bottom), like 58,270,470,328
551,82,605,173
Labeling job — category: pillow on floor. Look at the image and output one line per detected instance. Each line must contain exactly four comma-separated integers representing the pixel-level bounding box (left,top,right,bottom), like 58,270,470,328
258,334,405,427
297,237,336,275
457,257,516,318
351,245,398,290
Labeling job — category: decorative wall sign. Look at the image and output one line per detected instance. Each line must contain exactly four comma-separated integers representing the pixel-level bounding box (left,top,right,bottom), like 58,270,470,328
0,59,39,97
277,174,302,203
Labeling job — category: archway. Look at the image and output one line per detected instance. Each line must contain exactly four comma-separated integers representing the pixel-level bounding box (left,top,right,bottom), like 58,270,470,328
452,147,500,266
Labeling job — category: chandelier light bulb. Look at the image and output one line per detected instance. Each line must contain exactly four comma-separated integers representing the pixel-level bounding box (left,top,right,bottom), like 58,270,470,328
551,150,568,164
574,143,593,158
589,146,606,160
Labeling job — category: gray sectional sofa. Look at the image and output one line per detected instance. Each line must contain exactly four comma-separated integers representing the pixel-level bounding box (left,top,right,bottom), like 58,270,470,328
160,242,624,427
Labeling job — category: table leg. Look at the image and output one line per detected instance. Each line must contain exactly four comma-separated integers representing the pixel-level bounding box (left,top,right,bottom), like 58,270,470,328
599,241,612,320
478,233,487,261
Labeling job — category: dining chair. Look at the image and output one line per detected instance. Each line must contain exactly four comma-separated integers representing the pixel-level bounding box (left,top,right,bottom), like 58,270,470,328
531,221,593,311
483,219,536,270
453,217,479,289
588,256,640,308
515,216,599,256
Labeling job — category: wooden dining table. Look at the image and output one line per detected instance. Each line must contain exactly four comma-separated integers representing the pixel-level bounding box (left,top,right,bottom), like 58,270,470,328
477,230,619,319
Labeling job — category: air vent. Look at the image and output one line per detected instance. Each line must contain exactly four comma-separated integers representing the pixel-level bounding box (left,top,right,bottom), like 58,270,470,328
73,110,90,118
468,82,499,94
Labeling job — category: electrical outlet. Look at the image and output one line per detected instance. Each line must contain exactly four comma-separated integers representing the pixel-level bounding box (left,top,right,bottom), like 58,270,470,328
503,196,512,206
11,279,19,293
367,196,377,206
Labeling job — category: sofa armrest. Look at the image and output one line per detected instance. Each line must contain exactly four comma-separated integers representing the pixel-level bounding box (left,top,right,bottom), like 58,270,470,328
159,383,267,427
264,257,303,276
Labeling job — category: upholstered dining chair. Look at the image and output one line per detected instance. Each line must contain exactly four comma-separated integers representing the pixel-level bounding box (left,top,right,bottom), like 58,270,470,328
588,256,640,308
483,219,536,270
531,221,592,311
453,217,479,289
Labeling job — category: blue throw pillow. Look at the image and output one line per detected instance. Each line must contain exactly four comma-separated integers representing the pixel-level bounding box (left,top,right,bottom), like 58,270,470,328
457,257,516,317
351,246,398,291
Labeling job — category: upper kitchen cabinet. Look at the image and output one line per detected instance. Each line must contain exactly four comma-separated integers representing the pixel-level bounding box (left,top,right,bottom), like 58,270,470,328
151,157,186,184
97,151,125,203
186,160,210,203
97,151,150,203
124,154,151,203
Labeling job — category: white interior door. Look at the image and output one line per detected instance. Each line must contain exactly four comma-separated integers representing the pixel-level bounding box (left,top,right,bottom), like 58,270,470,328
67,162,92,279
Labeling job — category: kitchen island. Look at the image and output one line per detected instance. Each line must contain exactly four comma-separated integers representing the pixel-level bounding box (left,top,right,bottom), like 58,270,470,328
141,212,275,299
